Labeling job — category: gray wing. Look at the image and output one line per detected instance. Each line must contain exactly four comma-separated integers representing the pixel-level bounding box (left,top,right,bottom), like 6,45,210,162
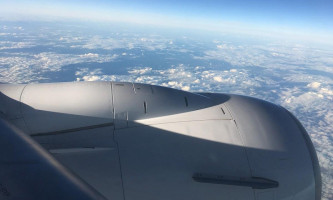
0,117,106,200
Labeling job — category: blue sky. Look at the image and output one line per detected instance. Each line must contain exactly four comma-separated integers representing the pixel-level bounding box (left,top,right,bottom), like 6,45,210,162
0,0,332,42
97,0,332,25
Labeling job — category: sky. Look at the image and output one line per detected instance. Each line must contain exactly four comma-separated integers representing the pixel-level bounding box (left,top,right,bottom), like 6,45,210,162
0,0,332,43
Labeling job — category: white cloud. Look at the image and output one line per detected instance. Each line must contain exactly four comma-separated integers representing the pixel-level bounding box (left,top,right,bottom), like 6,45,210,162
283,91,324,105
72,35,174,52
0,41,34,50
128,67,152,75
0,52,118,83
181,86,190,91
284,73,333,84
167,81,178,86
307,82,321,89
195,42,333,75
320,88,333,96
79,53,99,58
82,75,101,81
213,76,223,82
216,44,224,49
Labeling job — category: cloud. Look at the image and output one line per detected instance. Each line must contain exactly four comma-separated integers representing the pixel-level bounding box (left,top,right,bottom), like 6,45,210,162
213,76,223,82
0,52,118,83
82,75,101,81
194,41,333,75
0,41,34,50
71,34,174,52
161,80,190,91
307,82,321,89
79,53,99,58
73,63,264,95
320,87,333,97
128,67,152,75
181,86,190,91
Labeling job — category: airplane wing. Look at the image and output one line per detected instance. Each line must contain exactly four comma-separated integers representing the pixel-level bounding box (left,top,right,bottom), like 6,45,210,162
0,117,106,200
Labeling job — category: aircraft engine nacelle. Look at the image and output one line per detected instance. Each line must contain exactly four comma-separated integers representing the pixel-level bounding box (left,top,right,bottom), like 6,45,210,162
0,82,321,200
